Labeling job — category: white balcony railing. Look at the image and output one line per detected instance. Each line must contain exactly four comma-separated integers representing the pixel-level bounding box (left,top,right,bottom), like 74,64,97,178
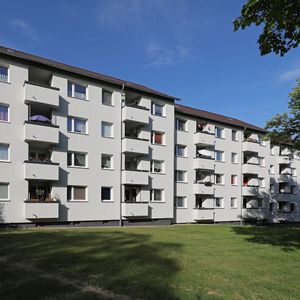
122,202,149,218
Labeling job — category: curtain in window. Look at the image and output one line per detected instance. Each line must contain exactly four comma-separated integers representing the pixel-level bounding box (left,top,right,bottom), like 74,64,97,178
0,106,8,121
0,144,8,160
74,84,86,99
74,187,86,200
102,123,111,137
74,119,86,133
74,153,86,167
0,184,8,199
103,91,112,105
154,133,162,144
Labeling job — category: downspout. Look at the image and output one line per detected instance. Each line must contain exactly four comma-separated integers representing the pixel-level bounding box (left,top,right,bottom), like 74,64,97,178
119,84,125,227
240,126,247,225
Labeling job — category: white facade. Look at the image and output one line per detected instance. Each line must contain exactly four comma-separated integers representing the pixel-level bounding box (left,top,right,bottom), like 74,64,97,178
0,47,299,225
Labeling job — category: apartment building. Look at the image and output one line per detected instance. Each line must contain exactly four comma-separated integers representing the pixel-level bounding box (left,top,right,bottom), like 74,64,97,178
0,45,299,226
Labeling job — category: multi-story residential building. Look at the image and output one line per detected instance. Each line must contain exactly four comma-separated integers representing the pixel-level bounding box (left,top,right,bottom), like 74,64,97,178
0,45,299,226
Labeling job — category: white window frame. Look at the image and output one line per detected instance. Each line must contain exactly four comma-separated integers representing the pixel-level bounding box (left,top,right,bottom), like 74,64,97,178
102,90,113,106
232,130,238,141
230,197,237,208
175,118,187,131
151,160,164,173
67,116,88,134
231,152,238,164
176,196,186,208
67,151,88,168
0,103,9,122
151,102,165,117
215,126,224,139
68,81,87,100
151,131,164,145
0,65,9,83
0,143,10,162
214,197,223,208
101,121,114,138
67,186,87,202
175,144,186,157
101,154,113,170
101,186,113,202
215,174,224,185
0,182,9,201
215,150,224,162
176,170,187,182
231,175,238,186
151,189,164,202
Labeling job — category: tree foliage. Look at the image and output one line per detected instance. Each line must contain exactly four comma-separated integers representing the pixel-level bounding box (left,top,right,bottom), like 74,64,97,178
234,0,300,56
265,78,300,151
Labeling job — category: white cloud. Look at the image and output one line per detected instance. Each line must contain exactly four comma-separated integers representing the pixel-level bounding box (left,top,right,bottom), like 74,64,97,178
279,65,300,81
146,41,196,67
11,19,37,40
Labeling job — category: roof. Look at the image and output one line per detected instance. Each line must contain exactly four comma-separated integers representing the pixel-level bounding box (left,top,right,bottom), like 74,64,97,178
175,104,267,133
0,45,179,101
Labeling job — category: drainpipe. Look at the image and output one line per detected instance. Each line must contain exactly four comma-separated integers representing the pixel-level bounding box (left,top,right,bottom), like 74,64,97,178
240,126,247,225
119,84,125,227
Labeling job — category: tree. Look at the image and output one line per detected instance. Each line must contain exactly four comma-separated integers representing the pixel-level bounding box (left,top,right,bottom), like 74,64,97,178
265,78,300,151
234,0,300,56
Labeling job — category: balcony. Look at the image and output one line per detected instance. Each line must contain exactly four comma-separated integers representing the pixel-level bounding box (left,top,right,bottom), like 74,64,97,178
122,170,149,185
122,105,149,124
122,137,149,155
242,186,265,197
25,201,59,219
193,208,215,221
24,121,59,144
24,81,60,108
194,157,214,171
193,183,214,195
194,131,215,146
278,174,293,182
242,163,259,175
242,208,266,220
122,202,149,218
24,161,59,181
242,141,261,153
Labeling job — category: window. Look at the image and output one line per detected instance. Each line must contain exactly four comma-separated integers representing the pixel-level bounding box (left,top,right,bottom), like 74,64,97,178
231,197,237,208
290,203,295,212
215,150,224,162
0,183,9,201
270,165,275,175
258,157,265,167
176,170,187,182
176,118,186,131
67,152,87,168
67,186,87,201
258,178,265,188
176,196,186,208
270,184,275,194
152,131,164,145
151,160,164,173
101,187,112,201
151,189,164,201
175,144,186,157
0,104,8,122
215,126,224,139
151,102,164,116
232,130,238,141
214,197,223,208
215,174,224,185
101,122,113,138
0,66,8,82
102,90,113,106
231,152,238,164
67,116,87,134
231,175,237,185
101,154,113,169
68,81,87,100
291,168,297,177
0,144,9,161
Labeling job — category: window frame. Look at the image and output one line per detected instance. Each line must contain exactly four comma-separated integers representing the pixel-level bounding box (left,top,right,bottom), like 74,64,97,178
231,175,238,186
67,116,88,134
101,121,114,138
176,170,187,182
175,144,186,157
230,197,237,208
175,196,186,208
0,182,9,201
175,118,187,131
0,103,9,122
151,189,164,202
67,185,87,202
0,65,9,83
232,129,238,141
214,197,223,208
101,186,113,202
215,150,224,162
102,90,113,106
67,81,87,100
151,160,164,174
101,154,113,170
0,143,10,162
151,131,164,145
67,151,88,168
215,126,224,139
215,174,224,185
151,102,165,117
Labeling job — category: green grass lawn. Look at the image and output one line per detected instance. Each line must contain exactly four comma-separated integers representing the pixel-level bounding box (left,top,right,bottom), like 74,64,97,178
0,224,300,300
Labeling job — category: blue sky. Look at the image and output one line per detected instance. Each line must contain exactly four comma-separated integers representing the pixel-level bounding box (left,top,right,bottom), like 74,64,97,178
1,0,300,127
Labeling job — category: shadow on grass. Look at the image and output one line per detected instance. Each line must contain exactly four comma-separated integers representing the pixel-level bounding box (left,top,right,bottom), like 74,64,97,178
0,230,182,300
232,225,300,252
